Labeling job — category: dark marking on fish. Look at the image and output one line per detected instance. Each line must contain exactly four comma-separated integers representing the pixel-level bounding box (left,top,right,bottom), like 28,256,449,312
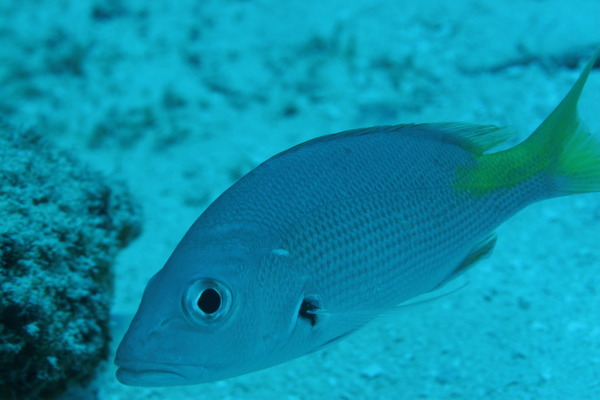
299,297,320,327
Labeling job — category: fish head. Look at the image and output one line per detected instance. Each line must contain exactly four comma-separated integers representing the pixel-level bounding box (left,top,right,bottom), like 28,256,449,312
115,221,305,386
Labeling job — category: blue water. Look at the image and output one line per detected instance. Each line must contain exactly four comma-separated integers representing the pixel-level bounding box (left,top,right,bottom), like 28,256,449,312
1,0,599,399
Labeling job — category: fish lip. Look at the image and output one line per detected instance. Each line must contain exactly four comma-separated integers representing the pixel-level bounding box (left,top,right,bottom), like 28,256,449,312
116,367,186,387
115,360,195,386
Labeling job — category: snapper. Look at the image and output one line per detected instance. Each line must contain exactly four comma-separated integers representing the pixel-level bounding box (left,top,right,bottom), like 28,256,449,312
116,49,600,386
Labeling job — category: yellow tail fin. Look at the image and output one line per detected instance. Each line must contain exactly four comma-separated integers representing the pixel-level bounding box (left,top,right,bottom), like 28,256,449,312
457,47,600,196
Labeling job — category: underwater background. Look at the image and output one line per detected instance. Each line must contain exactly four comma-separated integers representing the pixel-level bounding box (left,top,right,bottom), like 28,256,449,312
1,0,599,399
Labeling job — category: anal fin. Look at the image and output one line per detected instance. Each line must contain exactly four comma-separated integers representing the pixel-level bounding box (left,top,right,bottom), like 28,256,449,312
435,233,497,289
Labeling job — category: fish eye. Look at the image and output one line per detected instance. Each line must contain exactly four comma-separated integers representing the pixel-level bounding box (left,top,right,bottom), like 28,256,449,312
198,288,221,314
182,279,232,327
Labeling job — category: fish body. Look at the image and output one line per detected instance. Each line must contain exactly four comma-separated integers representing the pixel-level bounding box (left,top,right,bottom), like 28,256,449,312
116,49,600,386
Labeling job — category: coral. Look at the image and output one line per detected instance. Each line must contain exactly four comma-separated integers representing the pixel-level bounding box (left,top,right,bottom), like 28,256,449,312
0,127,142,399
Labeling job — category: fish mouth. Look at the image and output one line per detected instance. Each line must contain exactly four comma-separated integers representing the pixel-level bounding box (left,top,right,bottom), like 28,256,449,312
115,360,199,387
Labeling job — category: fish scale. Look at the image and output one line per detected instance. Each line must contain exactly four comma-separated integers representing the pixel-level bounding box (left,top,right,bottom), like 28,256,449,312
288,187,487,311
200,126,473,229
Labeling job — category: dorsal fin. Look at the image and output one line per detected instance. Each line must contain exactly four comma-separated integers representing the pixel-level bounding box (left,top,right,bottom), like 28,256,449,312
273,123,513,162
399,123,513,155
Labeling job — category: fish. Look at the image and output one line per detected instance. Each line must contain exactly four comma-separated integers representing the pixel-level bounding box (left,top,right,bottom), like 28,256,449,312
115,48,600,386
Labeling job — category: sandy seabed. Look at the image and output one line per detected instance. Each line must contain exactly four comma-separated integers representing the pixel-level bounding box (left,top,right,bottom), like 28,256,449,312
1,1,599,399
